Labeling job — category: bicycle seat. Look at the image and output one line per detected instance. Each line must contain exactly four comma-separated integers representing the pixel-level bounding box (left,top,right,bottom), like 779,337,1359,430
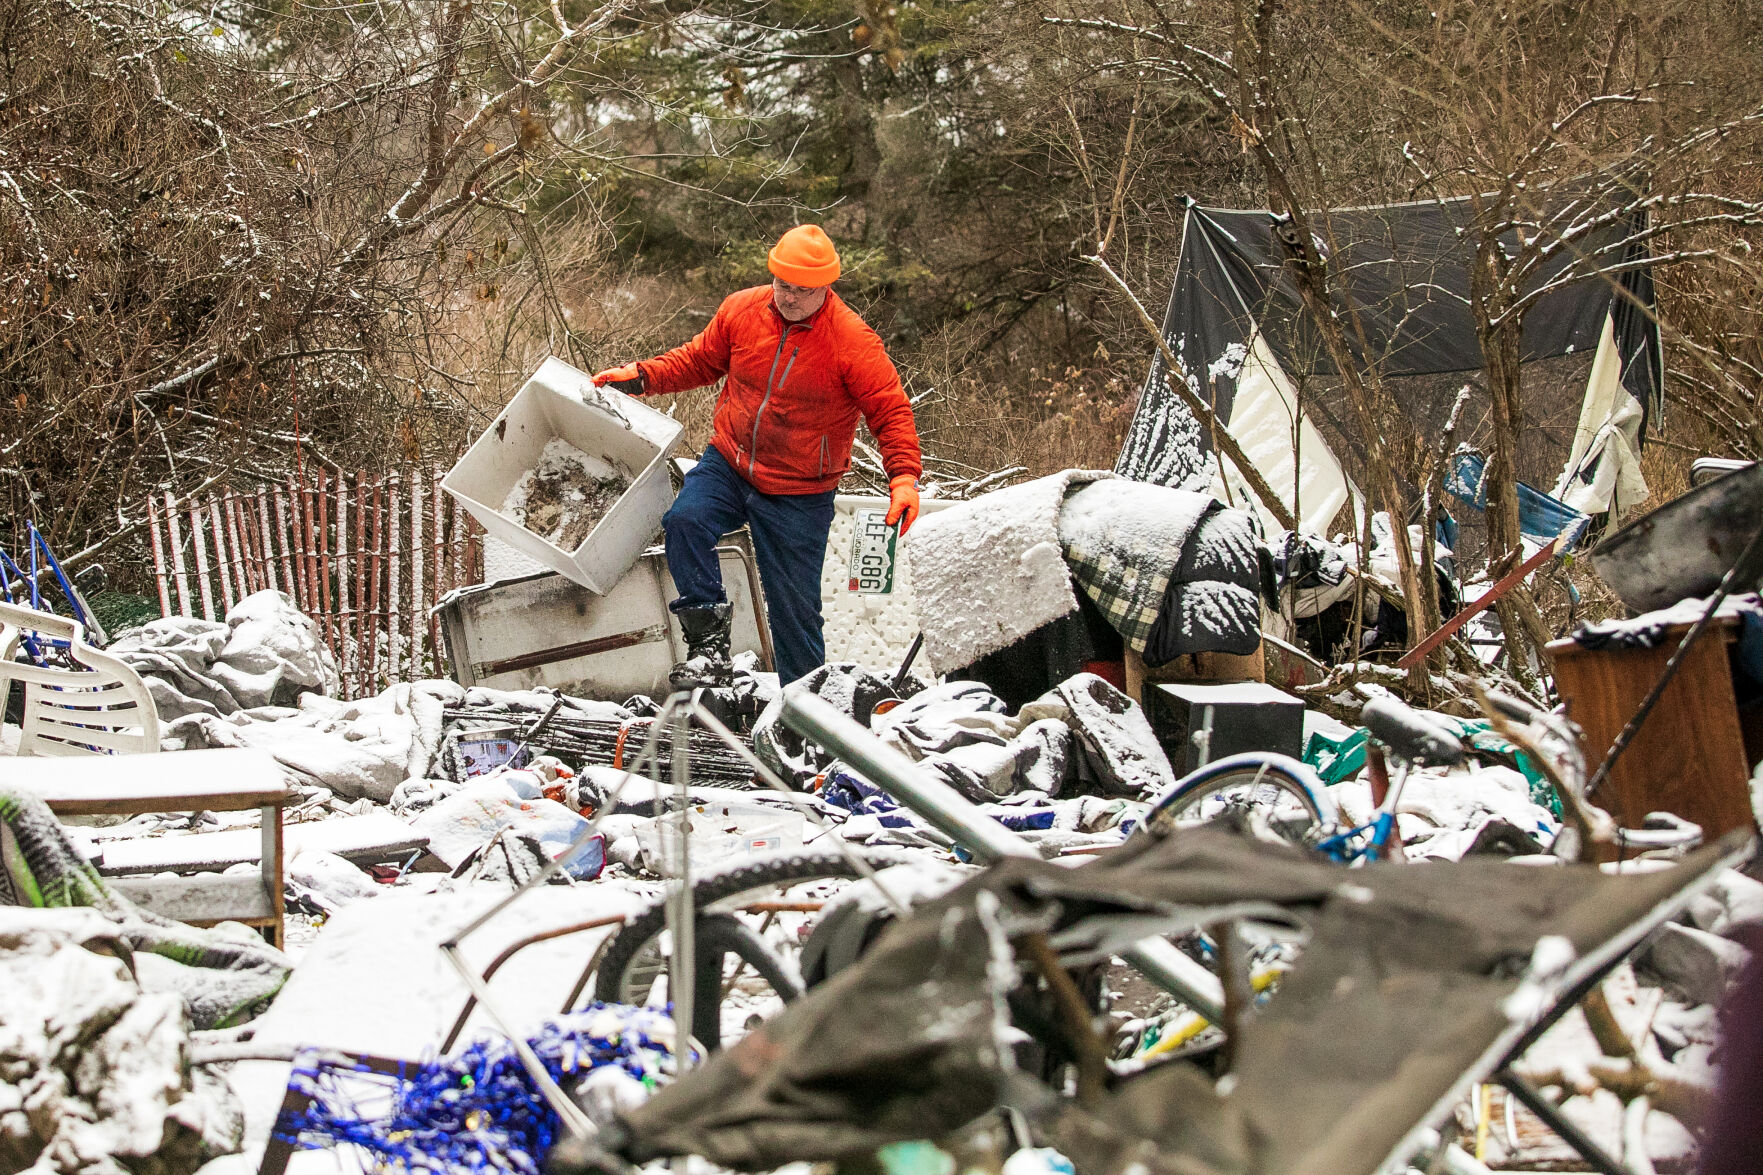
1361,696,1466,767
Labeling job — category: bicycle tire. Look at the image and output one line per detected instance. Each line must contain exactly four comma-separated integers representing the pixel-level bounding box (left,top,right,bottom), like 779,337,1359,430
590,847,911,1013
688,913,803,1051
1145,753,1337,845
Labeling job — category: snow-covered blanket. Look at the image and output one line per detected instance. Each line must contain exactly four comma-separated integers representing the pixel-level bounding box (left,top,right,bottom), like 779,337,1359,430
1146,505,1263,662
870,674,1174,801
907,470,1113,674
162,682,455,802
1058,480,1261,663
0,907,244,1175
871,681,1072,800
1029,672,1177,798
109,590,340,722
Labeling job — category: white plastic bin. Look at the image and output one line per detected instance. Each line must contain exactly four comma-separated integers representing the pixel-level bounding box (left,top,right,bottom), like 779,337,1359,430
443,357,685,593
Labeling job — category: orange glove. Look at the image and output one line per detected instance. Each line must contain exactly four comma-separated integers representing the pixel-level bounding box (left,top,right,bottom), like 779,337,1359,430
886,474,921,535
591,363,646,394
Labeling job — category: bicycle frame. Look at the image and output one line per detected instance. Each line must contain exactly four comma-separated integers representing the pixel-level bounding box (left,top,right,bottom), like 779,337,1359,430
0,522,101,663
1312,760,1413,864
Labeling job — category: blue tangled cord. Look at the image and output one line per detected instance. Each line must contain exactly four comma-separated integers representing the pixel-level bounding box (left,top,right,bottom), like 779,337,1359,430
274,1003,687,1175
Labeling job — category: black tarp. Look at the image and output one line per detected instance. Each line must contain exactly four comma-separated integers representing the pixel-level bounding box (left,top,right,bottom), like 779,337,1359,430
602,827,1745,1175
1116,195,1663,493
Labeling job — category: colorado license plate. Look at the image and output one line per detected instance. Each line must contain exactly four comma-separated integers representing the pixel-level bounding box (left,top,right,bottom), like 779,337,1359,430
847,509,897,594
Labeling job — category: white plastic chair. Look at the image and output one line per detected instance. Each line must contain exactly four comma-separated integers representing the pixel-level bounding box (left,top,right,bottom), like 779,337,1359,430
0,600,159,756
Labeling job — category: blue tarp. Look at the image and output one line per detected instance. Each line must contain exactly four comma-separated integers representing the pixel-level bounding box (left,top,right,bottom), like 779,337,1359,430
1445,452,1592,551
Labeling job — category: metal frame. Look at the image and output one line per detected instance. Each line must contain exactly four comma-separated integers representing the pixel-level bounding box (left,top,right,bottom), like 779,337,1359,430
438,914,630,1053
1377,834,1753,1175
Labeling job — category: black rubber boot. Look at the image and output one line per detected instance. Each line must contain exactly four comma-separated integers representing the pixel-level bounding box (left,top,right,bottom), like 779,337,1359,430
670,603,735,691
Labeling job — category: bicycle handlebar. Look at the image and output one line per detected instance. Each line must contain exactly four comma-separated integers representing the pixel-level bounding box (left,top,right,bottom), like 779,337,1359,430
1361,696,1466,767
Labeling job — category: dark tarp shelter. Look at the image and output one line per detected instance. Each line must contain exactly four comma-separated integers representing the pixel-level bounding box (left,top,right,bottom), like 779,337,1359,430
1115,195,1663,534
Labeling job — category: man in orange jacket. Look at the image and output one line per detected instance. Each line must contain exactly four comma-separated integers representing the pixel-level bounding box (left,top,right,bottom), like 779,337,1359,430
593,225,923,688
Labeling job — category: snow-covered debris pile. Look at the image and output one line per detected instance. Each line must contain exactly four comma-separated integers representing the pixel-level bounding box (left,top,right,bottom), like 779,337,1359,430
743,664,1164,856
0,788,292,1029
0,907,243,1175
1328,763,1561,861
285,849,384,915
406,768,606,882
437,683,769,790
109,589,339,722
502,438,630,550
864,673,1172,803
164,680,452,802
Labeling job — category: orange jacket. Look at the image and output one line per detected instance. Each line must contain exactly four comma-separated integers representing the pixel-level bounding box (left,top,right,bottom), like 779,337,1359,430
636,286,923,496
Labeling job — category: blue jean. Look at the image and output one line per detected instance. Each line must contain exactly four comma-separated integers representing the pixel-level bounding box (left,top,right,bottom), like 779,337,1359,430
663,446,836,685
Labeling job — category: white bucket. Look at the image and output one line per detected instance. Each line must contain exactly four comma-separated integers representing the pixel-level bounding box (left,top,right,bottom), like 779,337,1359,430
443,358,685,593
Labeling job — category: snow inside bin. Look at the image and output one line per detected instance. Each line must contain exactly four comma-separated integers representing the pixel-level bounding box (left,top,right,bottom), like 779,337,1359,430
443,357,685,593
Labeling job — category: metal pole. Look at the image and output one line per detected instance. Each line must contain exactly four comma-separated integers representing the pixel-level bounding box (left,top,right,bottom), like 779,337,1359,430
666,700,696,1068
779,691,1225,1022
1497,1071,1631,1175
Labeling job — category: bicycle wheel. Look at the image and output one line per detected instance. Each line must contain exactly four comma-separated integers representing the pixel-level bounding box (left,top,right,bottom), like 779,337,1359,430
590,848,909,1048
1144,753,1337,847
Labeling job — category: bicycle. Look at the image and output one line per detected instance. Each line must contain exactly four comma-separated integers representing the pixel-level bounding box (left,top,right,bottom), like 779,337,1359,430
588,847,945,1051
1141,695,1471,863
589,692,1496,1056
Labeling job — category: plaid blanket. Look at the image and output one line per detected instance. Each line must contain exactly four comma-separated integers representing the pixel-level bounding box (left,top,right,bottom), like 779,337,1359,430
1058,480,1260,662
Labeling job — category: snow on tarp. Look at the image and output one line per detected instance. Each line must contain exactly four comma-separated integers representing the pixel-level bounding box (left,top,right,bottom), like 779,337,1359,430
1117,197,1665,528
163,682,450,802
1209,332,1354,536
906,470,1112,675
110,590,339,722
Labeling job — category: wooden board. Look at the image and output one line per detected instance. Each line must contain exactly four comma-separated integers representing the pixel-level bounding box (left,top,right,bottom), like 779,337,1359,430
1123,642,1267,705
1548,621,1757,846
109,872,277,926
9,748,293,814
98,811,425,876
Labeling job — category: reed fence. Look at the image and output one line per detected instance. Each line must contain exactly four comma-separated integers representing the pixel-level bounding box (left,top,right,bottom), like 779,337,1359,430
144,466,484,699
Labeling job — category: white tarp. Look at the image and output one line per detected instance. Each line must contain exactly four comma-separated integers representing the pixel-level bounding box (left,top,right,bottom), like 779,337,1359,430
1554,316,1650,515
1209,333,1355,536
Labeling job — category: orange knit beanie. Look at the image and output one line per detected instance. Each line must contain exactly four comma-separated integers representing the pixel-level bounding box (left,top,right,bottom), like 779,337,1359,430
768,225,841,286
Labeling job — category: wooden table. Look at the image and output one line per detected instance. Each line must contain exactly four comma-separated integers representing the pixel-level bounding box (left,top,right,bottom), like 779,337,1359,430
4,747,294,947
1548,618,1761,852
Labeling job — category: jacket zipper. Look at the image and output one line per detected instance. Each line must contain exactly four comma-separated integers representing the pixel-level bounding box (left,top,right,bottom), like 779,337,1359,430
818,435,829,477
747,326,798,474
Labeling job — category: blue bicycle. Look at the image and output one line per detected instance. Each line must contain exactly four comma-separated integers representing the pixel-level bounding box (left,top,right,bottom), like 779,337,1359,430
1142,696,1470,864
